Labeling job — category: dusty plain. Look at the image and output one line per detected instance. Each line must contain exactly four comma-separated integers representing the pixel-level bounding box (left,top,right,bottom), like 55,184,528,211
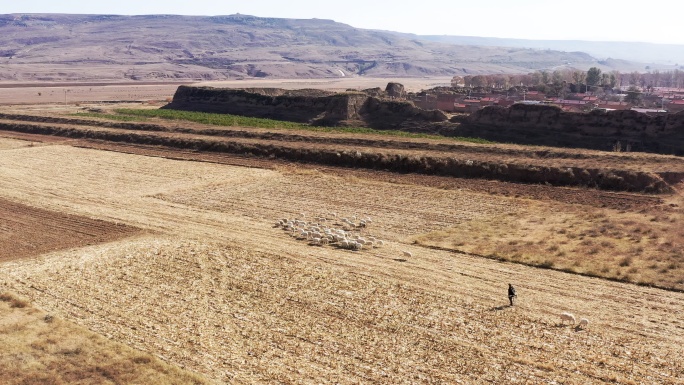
0,81,683,384
0,77,451,106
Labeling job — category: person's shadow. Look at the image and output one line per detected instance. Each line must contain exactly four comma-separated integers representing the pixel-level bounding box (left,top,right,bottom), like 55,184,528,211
490,305,510,311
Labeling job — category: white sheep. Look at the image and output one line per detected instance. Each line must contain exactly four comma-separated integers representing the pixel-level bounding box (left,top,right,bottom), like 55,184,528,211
578,318,589,329
560,312,576,325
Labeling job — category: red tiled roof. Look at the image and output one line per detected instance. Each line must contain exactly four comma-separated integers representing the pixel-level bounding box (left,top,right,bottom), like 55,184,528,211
599,101,629,106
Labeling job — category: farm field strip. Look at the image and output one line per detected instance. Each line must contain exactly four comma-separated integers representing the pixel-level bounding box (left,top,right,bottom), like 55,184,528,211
0,84,182,105
4,234,684,384
0,137,35,150
2,115,684,174
0,196,142,262
0,143,683,383
55,136,669,212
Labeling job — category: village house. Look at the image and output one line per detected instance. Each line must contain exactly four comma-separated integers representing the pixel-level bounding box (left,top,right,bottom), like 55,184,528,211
523,90,544,101
597,101,631,110
550,99,590,112
410,85,684,115
463,98,483,113
479,97,498,108
666,99,684,113
436,94,460,111
453,103,468,113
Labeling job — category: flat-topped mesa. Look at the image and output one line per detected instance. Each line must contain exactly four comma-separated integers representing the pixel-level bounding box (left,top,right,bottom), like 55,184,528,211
164,85,448,129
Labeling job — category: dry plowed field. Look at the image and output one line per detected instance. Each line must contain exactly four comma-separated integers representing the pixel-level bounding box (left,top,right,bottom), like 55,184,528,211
0,197,141,262
1,110,683,384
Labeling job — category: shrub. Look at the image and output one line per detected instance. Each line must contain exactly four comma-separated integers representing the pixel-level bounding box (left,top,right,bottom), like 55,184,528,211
0,292,29,308
619,256,633,267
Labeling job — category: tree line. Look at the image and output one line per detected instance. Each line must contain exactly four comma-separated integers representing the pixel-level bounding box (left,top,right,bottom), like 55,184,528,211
452,68,684,95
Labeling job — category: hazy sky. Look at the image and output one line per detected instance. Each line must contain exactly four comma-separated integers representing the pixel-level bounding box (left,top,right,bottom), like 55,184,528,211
4,0,683,45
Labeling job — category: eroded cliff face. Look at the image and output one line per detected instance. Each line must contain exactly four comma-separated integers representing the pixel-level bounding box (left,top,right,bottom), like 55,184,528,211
464,104,684,155
165,85,447,129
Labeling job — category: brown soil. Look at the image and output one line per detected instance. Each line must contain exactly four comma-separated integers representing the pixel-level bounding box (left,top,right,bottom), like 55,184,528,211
0,84,183,105
0,197,142,262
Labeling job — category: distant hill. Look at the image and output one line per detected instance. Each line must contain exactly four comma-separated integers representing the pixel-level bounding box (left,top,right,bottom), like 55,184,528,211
418,35,684,68
0,13,657,83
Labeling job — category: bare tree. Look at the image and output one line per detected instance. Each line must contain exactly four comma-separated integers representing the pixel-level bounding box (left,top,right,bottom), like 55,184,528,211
490,74,508,89
674,69,683,88
601,73,610,87
652,70,661,88
661,71,674,88
450,75,464,87
572,71,586,92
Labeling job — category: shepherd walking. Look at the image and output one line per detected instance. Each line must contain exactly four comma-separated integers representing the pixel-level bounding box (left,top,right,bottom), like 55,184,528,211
508,283,517,306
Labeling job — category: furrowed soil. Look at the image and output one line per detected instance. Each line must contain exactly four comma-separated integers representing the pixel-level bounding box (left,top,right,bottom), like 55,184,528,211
0,106,683,384
0,197,142,262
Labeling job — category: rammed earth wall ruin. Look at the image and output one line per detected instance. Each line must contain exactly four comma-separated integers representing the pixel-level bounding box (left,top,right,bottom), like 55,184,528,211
463,104,684,155
164,86,447,129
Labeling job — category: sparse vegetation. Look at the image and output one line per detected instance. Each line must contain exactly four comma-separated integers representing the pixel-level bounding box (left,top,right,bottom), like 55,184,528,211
72,112,148,122
414,199,684,290
0,292,210,385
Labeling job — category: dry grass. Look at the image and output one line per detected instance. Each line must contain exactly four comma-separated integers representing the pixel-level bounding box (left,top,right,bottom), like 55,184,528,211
0,291,210,385
413,196,684,290
0,137,683,383
5,237,684,384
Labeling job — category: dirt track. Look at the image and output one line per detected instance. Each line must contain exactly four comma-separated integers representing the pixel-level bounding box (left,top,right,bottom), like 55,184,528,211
0,135,683,383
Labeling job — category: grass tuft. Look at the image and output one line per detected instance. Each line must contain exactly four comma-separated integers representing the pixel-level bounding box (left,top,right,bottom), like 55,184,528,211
0,292,29,308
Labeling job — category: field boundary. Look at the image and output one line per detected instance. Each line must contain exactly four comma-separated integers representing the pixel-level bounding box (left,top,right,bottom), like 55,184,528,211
0,119,676,193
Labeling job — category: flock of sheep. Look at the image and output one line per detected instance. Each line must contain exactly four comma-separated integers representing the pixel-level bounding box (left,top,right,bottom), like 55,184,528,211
560,312,589,329
275,213,590,331
275,212,385,251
